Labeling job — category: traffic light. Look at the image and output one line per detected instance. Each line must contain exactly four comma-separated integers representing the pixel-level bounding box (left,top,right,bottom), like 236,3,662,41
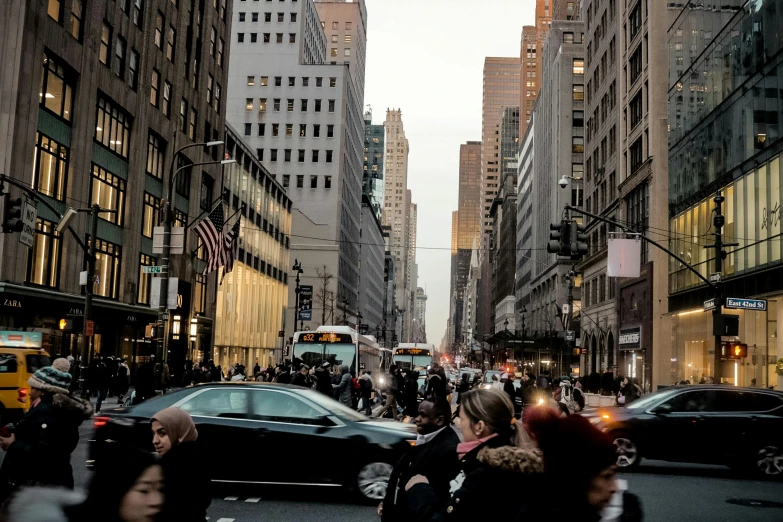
570,221,588,259
0,195,23,234
721,342,747,359
547,221,571,256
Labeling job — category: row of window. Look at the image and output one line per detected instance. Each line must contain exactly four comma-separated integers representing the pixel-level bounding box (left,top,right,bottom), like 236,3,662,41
237,32,296,43
281,175,332,189
245,122,335,138
47,0,85,41
245,98,336,112
253,147,333,163
246,76,336,87
238,11,296,23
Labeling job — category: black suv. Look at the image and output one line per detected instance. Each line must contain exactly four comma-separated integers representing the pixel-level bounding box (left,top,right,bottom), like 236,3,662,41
592,385,783,477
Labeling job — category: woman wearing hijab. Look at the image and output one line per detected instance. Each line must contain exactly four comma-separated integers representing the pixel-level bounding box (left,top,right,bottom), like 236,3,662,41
151,407,211,521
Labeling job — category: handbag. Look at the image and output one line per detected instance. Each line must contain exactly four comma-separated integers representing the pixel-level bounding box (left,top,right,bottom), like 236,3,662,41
617,393,626,405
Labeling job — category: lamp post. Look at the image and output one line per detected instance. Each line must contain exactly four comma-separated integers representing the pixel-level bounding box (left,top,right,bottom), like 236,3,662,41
157,140,230,364
292,259,303,331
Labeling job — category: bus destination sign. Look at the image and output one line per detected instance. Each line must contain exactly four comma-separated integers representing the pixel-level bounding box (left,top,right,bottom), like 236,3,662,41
299,332,353,344
395,348,430,355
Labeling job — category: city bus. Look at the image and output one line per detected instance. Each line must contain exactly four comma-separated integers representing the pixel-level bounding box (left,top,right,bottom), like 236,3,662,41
392,343,435,371
292,326,392,375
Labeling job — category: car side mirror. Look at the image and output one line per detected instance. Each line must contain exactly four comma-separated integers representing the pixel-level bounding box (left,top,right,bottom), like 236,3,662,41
652,403,673,415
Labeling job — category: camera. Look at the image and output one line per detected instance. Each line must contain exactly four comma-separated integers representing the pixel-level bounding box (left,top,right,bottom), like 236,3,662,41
558,176,569,189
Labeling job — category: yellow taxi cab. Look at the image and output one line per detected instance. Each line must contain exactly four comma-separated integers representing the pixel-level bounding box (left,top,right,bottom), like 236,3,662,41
0,331,52,425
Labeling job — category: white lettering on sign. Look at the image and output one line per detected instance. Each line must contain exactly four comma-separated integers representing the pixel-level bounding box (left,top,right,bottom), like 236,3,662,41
19,201,37,248
619,332,640,345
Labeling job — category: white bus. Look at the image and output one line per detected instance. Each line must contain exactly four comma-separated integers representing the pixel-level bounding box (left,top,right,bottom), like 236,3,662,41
292,326,392,375
392,344,435,371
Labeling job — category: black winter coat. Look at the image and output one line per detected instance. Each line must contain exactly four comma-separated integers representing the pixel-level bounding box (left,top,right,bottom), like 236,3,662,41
159,440,211,522
382,427,460,522
0,392,92,497
314,368,333,396
407,435,544,521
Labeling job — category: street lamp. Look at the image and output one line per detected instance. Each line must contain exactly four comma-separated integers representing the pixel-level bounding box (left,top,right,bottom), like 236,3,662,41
292,259,304,331
157,140,231,364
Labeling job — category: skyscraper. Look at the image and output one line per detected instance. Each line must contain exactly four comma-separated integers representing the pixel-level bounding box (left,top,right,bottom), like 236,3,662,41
520,0,553,138
363,109,384,218
481,58,521,253
227,0,367,339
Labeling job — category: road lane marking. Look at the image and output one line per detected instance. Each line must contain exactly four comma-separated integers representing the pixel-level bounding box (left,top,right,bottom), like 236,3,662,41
215,519,235,522
224,496,239,501
246,497,261,503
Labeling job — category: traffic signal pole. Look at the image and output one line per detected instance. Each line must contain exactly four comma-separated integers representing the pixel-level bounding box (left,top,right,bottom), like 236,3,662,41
80,204,98,399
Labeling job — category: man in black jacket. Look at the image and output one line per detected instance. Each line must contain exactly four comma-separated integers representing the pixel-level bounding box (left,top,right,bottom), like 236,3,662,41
379,397,459,521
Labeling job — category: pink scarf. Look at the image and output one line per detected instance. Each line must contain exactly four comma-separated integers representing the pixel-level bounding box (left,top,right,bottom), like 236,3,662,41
457,433,498,459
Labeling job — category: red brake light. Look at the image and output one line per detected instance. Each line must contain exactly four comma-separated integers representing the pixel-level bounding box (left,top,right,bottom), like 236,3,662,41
17,388,28,403
94,416,110,428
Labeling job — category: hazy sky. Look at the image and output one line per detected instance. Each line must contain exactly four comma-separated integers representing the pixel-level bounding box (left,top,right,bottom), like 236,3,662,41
363,0,534,346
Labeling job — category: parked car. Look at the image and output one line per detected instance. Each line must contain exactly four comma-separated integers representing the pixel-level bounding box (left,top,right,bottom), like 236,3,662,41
90,382,416,501
592,385,783,477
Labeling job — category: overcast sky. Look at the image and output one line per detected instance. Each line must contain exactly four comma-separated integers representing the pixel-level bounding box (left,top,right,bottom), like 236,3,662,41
363,0,534,346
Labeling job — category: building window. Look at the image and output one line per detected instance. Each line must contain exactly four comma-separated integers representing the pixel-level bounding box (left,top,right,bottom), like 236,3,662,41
142,192,161,238
99,22,111,65
194,274,207,313
95,95,131,158
284,149,291,162
290,33,296,43
344,48,350,56
328,100,336,113
287,98,294,111
258,123,265,136
299,124,306,137
325,175,332,189
32,133,68,201
40,54,73,122
48,0,61,22
296,175,303,188
155,12,164,49
629,45,642,86
150,69,160,107
256,148,264,160
573,58,584,75
260,76,268,86
207,74,214,105
313,124,320,137
166,25,176,61
162,81,171,117
26,217,61,288
315,99,322,112
188,108,197,139
237,33,244,43
312,150,319,162
179,99,188,132
90,164,126,226
217,38,224,66
251,33,257,43
247,76,254,86
276,33,283,43
572,163,584,178
573,110,584,127
272,123,279,136
316,77,323,87
244,123,251,136
298,149,305,162
128,49,140,90
132,0,143,27
200,173,214,210
572,84,584,101
246,98,253,111
572,136,584,153
146,132,165,179
270,149,277,162
629,1,642,41
629,137,643,173
90,238,121,299
282,175,290,188
327,124,334,138
326,150,333,163
138,254,155,304
258,98,267,112
210,26,217,55
331,48,337,57
630,91,642,129
345,34,351,43
175,156,191,196
69,0,83,40
329,77,337,88
285,123,293,136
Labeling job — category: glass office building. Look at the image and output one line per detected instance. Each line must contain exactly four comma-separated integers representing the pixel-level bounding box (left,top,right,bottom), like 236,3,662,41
667,0,783,388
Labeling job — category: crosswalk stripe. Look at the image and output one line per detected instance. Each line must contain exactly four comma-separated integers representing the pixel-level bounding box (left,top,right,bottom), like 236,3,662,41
245,497,261,503
224,496,239,501
215,519,235,522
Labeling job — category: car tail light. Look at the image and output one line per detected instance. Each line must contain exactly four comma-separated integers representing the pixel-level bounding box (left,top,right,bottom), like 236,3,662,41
94,416,110,428
17,388,28,403
407,440,416,447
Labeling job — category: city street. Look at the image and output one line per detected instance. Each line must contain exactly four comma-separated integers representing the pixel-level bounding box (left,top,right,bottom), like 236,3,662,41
0,421,764,521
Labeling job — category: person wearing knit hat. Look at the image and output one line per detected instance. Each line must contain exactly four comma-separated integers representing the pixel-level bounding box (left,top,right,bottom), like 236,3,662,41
0,359,93,503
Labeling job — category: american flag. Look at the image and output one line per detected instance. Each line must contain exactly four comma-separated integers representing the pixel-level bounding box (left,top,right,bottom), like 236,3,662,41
220,217,241,284
194,204,225,274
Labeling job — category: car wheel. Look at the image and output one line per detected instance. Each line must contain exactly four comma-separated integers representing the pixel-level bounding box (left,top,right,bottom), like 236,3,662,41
355,461,393,502
612,432,641,470
754,445,783,478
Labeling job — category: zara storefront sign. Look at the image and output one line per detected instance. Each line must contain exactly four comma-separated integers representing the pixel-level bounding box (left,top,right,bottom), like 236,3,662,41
619,327,641,351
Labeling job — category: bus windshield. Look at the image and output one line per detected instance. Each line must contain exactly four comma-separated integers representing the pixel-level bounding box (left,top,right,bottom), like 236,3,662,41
393,355,432,371
293,343,356,370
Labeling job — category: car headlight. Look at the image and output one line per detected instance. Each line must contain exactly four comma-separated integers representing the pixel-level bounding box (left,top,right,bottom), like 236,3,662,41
588,416,603,425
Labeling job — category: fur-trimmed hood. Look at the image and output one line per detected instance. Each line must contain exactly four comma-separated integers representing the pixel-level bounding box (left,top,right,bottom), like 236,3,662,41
7,487,85,522
476,445,545,474
52,392,93,422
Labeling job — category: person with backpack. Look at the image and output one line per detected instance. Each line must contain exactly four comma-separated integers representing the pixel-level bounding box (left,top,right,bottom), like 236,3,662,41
358,371,374,414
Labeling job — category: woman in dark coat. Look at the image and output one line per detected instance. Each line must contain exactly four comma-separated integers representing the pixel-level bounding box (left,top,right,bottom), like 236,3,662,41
0,358,92,503
151,407,211,521
403,370,421,418
405,388,544,521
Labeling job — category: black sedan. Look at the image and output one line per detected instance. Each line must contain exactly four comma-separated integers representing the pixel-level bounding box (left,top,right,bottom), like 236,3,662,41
592,385,783,477
90,382,416,501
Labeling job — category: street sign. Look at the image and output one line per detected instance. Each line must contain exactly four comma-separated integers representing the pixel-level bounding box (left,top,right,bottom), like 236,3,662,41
283,344,291,357
298,285,313,321
725,297,767,311
142,266,163,274
704,298,716,311
85,320,94,337
19,201,36,248
562,304,570,315
709,273,722,283
565,330,575,342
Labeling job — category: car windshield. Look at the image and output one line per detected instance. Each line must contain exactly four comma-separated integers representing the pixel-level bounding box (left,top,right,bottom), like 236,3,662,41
484,371,501,382
299,389,368,422
624,388,679,410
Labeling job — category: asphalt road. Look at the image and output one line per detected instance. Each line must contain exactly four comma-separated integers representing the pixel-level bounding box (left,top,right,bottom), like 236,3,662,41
1,421,780,521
